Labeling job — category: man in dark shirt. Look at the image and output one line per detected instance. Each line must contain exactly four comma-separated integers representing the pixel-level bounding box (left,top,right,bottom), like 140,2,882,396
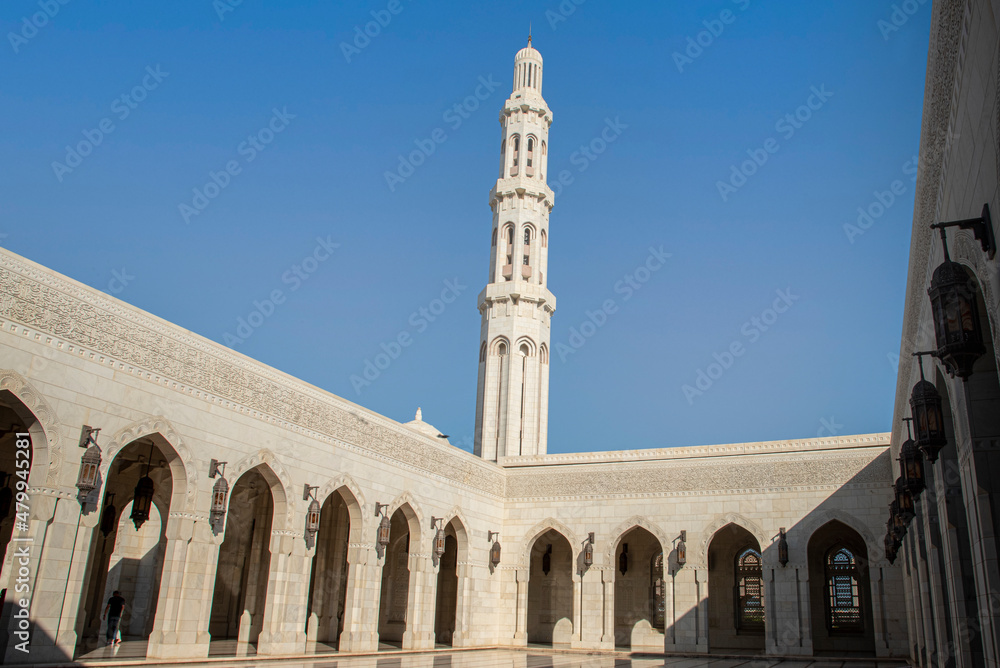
102,590,126,645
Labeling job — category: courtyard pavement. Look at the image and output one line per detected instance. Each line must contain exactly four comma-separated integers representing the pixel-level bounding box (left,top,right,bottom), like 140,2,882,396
66,646,910,668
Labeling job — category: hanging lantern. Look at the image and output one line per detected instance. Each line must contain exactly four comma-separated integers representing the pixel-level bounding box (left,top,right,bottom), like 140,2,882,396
894,478,915,523
910,353,947,462
306,498,321,538
76,444,102,496
99,493,117,537
0,475,12,519
434,525,447,562
490,538,502,567
676,530,687,566
542,544,552,575
211,475,229,530
378,512,391,548
583,532,594,567
130,442,156,530
618,543,629,575
778,528,789,567
899,419,926,497
884,533,898,565
889,502,907,539
928,224,985,379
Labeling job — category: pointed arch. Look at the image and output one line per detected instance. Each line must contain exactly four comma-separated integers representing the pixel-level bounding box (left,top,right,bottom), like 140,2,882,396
442,508,471,558
519,518,578,567
228,450,291,532
0,369,60,486
386,490,423,544
797,510,881,566
605,516,671,567
102,416,193,513
698,513,767,565
317,474,365,544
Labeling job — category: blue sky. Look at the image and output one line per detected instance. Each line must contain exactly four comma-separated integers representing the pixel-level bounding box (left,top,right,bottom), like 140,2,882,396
0,1,931,453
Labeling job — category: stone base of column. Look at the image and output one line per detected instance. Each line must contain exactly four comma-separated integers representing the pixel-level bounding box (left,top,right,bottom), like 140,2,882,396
147,631,211,659
256,631,306,656
512,631,528,646
340,630,378,652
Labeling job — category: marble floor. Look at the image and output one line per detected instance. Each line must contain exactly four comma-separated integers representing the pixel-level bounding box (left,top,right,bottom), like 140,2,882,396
70,646,910,668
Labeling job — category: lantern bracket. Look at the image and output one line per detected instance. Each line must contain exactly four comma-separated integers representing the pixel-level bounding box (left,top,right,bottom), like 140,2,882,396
303,484,318,502
79,425,101,449
431,516,443,530
488,531,499,542
931,204,994,259
375,502,388,518
209,459,226,479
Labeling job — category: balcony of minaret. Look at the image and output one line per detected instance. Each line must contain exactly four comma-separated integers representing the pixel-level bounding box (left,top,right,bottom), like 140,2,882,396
489,182,554,212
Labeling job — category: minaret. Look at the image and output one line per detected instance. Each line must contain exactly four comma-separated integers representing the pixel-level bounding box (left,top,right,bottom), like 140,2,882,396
474,36,555,461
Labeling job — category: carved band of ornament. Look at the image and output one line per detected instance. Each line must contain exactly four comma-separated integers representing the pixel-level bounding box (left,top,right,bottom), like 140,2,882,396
0,269,505,497
28,487,75,501
168,511,209,521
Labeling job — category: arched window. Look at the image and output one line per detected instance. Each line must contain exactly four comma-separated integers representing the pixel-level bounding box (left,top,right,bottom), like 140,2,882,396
650,552,665,630
526,137,535,176
510,136,520,176
479,342,487,363
735,548,764,633
491,228,497,247
519,343,531,357
496,341,508,356
539,344,548,365
825,546,863,633
524,228,531,245
541,229,547,248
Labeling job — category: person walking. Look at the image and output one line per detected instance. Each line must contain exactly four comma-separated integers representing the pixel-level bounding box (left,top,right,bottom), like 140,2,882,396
102,590,126,645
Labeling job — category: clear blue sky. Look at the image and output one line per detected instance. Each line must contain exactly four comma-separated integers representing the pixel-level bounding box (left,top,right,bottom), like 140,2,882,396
0,1,931,453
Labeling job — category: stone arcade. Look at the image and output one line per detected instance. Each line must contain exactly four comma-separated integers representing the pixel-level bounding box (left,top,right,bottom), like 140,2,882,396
1,8,996,662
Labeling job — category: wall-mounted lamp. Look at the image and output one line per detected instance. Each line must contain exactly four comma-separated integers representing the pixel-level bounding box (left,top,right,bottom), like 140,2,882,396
375,502,391,556
129,441,156,530
676,530,687,566
542,543,553,575
75,426,102,499
432,516,446,562
777,528,788,567
303,484,321,540
583,532,595,567
618,543,629,575
927,205,992,379
488,531,502,567
910,352,947,462
899,417,926,498
894,478,915,524
884,532,898,565
208,459,229,532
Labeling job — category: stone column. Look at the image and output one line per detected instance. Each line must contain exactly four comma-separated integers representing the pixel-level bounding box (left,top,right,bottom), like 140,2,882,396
402,552,435,650
570,573,582,647
668,564,702,652
600,569,614,647
451,561,471,647
512,568,528,646
257,531,309,655
339,545,379,652
146,515,219,659
767,559,808,656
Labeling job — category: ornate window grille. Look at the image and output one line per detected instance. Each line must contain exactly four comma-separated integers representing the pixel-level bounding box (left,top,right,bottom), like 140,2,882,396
825,546,864,633
735,547,764,633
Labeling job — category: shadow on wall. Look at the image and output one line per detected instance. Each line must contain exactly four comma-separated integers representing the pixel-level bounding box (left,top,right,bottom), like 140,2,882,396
608,453,893,657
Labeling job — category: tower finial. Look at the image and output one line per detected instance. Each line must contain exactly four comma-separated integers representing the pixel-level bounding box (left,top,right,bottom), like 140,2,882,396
528,22,532,46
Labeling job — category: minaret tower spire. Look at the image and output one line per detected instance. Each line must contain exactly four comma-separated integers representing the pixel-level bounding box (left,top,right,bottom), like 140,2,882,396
474,38,555,461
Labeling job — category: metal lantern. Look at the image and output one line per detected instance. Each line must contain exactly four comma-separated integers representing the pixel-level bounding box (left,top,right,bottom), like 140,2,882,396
433,516,446,561
894,478,915,523
889,502,907,539
583,532,594,567
542,544,552,575
899,418,926,497
618,542,629,575
210,474,229,530
0,475,12,519
884,533,898,565
676,530,687,566
99,493,117,537
778,528,789,567
76,444,103,496
306,498,321,538
377,510,392,549
928,221,986,379
130,442,156,530
490,538,502,567
910,353,947,462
